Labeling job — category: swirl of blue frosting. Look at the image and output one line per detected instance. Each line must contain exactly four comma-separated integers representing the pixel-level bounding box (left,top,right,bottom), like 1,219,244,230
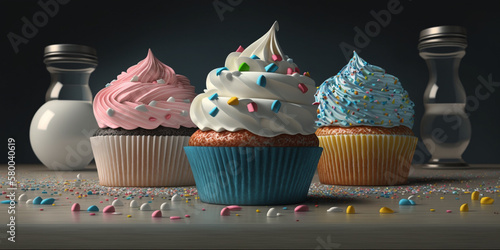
315,51,415,129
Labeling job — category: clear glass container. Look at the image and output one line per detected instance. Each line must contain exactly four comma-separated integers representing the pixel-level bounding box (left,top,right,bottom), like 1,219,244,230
418,26,471,168
30,44,99,170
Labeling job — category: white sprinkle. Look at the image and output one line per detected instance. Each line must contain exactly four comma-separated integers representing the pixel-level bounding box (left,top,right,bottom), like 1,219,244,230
183,99,190,103
267,208,278,217
167,97,175,103
76,173,82,180
111,79,116,83
327,207,343,213
180,110,188,116
287,58,293,63
276,213,282,216
157,79,165,84
171,194,181,202
26,199,33,204
408,195,415,200
140,203,152,211
160,202,169,211
106,108,115,117
135,104,148,112
112,212,122,215
131,75,139,82
112,199,124,206
149,100,157,107
18,194,28,201
130,200,139,208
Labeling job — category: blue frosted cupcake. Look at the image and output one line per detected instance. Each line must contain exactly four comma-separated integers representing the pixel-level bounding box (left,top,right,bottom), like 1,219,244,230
185,22,322,205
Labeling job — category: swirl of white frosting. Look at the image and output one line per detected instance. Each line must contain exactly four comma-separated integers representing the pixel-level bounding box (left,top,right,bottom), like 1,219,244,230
190,21,317,137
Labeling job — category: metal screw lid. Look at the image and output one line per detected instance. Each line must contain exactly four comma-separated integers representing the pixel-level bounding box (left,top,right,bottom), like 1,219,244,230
44,44,98,65
418,26,467,50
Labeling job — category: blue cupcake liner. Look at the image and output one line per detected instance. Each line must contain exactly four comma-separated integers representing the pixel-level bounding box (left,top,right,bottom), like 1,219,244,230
184,146,322,205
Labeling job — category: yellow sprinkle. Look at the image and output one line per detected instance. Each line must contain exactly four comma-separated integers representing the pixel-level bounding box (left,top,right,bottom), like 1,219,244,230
78,196,82,199
304,72,310,77
460,203,469,212
227,97,239,106
354,91,358,95
344,89,347,93
52,204,56,206
256,209,260,213
480,197,494,205
471,191,479,200
464,191,470,194
236,214,240,216
381,120,384,124
363,95,367,99
127,215,132,218
394,79,398,84
430,209,436,212
364,76,368,80
392,99,395,104
349,123,353,126
379,207,394,214
346,205,355,214
335,101,339,104
186,200,189,203
440,197,445,200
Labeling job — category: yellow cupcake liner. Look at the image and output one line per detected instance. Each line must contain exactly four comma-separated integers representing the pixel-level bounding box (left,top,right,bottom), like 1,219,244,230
317,134,417,186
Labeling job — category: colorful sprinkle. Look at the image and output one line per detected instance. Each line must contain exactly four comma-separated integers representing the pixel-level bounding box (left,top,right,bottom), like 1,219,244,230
209,107,219,117
272,54,282,61
287,67,293,75
298,83,308,93
236,45,244,52
152,210,162,218
379,207,394,214
156,79,165,84
271,100,281,113
216,67,228,76
250,55,260,59
471,191,480,200
106,108,114,117
130,75,139,82
294,205,309,212
247,102,258,112
208,93,219,100
480,197,494,205
346,205,355,214
167,97,175,103
460,203,469,212
238,62,250,71
265,63,278,72
227,97,239,106
257,75,267,87
220,207,231,216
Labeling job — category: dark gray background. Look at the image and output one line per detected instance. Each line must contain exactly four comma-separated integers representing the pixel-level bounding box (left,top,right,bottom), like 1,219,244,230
1,0,499,164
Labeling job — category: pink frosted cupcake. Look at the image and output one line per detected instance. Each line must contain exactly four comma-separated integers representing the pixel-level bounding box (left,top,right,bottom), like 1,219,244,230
90,49,197,187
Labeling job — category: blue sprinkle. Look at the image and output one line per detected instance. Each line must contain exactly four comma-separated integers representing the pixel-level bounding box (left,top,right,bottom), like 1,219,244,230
42,191,47,194
105,83,111,87
455,197,460,200
208,93,218,100
87,191,93,195
216,67,228,76
148,201,152,203
126,197,132,200
41,198,55,205
209,107,219,117
1,200,16,204
283,207,288,210
399,199,412,205
265,63,278,72
271,100,281,113
250,54,260,59
257,75,266,87
87,205,99,212
33,196,43,205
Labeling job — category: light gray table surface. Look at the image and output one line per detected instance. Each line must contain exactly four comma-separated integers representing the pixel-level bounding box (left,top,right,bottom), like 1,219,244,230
0,164,499,249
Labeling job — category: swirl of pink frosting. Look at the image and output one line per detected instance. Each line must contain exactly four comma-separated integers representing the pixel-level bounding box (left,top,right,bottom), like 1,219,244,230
93,49,197,130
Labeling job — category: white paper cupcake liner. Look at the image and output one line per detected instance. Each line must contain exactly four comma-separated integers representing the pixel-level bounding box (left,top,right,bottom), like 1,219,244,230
90,135,195,187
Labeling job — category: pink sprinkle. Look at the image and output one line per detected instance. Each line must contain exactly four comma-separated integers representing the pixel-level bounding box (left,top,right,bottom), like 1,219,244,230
220,207,231,216
446,210,452,213
312,102,320,105
247,102,258,112
294,205,309,212
287,67,293,75
295,67,300,73
202,208,206,211
99,201,103,203
40,209,44,211
71,203,80,211
375,116,379,119
226,205,242,211
366,91,370,94
170,216,181,220
185,214,190,218
152,210,162,218
103,205,115,213
89,213,96,216
272,54,282,61
236,45,244,52
165,114,171,120
394,109,398,112
105,199,109,201
298,83,308,93
149,117,157,122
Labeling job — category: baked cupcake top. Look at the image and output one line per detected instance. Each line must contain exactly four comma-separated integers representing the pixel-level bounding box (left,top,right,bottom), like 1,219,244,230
93,49,197,130
315,51,415,129
190,21,317,137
